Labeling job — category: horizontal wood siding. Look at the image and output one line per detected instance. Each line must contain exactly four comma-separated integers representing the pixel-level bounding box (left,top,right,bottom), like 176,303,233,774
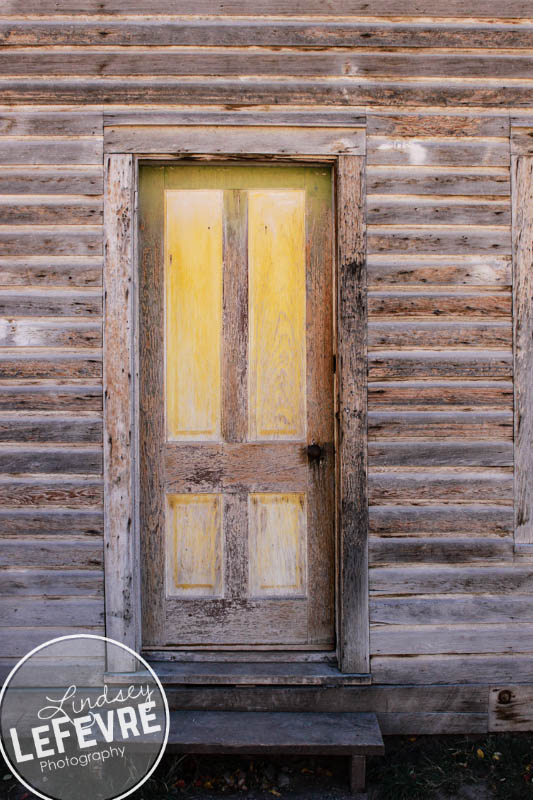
0,110,104,663
0,4,531,708
367,113,519,682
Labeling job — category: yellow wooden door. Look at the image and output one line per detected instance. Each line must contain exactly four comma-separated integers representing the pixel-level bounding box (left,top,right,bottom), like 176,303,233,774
139,165,335,649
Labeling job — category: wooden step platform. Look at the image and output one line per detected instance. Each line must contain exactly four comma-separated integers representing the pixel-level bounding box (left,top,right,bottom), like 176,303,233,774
167,710,384,795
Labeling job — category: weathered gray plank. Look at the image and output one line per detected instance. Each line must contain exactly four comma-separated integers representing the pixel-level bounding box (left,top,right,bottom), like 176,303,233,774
2,20,533,48
0,445,102,474
0,110,102,136
0,138,102,165
0,538,103,568
489,686,533,732
370,567,533,596
368,227,511,256
0,477,102,507
0,350,102,379
377,712,488,734
0,597,104,626
1,1,532,16
104,110,365,127
368,380,513,409
512,156,533,545
103,152,139,670
511,127,533,155
0,289,102,316
0,319,101,347
0,227,102,256
368,321,512,349
367,166,510,196
369,291,511,317
4,79,533,108
0,509,102,535
367,197,510,226
369,537,514,565
371,596,533,625
371,623,533,656
0,257,102,286
369,441,513,467
0,197,103,225
2,50,533,80
337,155,368,674
367,137,509,167
104,125,365,155
369,505,513,535
369,471,513,505
372,656,533,685
0,569,103,596
0,414,102,443
0,167,103,195
0,381,102,411
0,626,104,658
368,411,513,440
368,115,509,138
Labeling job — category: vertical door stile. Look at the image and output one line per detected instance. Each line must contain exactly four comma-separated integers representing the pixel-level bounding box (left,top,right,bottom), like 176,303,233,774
222,189,249,601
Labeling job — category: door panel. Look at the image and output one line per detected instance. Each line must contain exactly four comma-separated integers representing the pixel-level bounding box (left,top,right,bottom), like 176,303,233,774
139,165,334,649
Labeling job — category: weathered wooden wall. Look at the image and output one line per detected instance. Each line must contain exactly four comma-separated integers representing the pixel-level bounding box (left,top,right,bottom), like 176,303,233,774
1,2,533,730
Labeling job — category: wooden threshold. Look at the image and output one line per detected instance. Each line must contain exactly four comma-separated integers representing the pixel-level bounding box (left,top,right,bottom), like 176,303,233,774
106,661,372,686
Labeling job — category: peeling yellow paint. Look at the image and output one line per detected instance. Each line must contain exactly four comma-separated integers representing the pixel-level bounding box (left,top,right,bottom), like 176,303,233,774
167,493,223,597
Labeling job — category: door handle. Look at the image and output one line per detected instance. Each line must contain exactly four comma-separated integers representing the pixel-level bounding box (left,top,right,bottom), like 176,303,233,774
307,443,325,462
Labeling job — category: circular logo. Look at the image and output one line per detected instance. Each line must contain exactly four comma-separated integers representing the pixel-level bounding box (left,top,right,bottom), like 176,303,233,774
0,635,169,800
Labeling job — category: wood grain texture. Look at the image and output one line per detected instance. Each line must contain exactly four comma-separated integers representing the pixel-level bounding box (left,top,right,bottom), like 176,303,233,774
103,153,139,670
0,227,102,256
0,382,102,411
371,623,533,656
337,155,368,674
3,20,533,49
368,380,513,409
367,197,510,227
489,686,533,732
0,257,102,286
0,289,101,316
0,350,102,379
370,596,533,625
511,127,533,155
0,445,102,474
368,227,511,256
0,319,101,348
369,471,513,505
368,291,512,318
370,567,533,596
368,321,512,349
105,125,364,155
367,137,510,167
368,442,513,468
2,1,532,16
367,166,510,196
369,537,514,566
512,156,533,545
369,504,513,536
0,569,103,596
6,79,533,108
368,411,513,441
0,509,102,536
0,476,102,507
0,197,102,225
0,137,102,165
372,656,533,685
0,167,103,195
368,115,509,138
0,413,102,442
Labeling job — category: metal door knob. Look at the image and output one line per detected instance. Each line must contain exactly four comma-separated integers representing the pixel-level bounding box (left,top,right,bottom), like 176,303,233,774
307,443,324,462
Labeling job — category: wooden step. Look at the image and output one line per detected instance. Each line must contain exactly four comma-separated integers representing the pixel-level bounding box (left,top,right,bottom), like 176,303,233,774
166,710,384,795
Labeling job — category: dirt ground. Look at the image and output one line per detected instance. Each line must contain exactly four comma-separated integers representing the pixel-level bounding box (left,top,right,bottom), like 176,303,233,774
2,734,533,800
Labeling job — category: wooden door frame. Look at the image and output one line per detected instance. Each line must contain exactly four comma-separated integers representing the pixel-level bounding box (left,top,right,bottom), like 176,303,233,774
102,115,369,675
